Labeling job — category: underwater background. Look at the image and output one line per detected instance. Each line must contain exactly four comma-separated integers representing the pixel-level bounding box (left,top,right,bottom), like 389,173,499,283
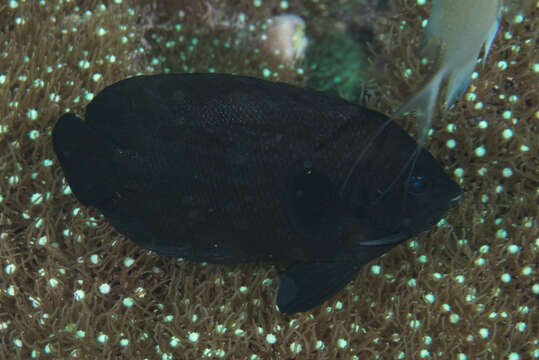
0,0,537,359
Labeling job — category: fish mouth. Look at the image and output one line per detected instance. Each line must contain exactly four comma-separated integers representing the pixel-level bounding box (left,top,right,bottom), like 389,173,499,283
356,232,407,247
448,193,462,209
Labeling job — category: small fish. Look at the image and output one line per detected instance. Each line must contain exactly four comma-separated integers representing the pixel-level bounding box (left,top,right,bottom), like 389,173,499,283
52,74,461,314
394,0,502,144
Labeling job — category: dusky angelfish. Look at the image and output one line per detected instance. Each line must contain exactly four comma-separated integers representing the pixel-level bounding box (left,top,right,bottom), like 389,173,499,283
52,74,461,314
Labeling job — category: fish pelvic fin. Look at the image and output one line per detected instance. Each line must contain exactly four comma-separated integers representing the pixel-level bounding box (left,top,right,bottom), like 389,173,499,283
392,71,443,146
277,262,362,314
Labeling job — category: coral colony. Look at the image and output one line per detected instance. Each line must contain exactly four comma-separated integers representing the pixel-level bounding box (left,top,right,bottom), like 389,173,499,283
0,1,537,359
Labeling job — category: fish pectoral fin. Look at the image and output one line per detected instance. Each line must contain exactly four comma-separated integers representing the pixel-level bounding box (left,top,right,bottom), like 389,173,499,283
418,0,443,56
277,262,360,314
443,59,476,114
285,168,340,240
418,35,442,62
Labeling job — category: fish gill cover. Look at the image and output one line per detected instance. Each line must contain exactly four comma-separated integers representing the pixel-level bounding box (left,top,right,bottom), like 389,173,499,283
0,1,537,359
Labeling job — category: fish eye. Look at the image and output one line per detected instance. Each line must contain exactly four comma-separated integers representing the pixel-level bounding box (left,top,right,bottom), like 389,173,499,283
407,175,427,195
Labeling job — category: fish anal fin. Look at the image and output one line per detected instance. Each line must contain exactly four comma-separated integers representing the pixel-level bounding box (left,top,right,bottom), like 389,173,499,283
481,8,502,68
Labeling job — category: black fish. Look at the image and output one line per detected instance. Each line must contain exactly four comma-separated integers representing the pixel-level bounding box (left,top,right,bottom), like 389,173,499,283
52,74,461,314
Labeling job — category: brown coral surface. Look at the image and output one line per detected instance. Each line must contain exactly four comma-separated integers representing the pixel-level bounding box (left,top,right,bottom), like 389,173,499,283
0,1,537,359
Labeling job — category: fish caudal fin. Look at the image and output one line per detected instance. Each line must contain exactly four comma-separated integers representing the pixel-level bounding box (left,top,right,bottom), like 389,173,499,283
52,114,118,206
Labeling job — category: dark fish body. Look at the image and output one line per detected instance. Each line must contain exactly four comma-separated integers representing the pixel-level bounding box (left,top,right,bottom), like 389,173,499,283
52,74,461,313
